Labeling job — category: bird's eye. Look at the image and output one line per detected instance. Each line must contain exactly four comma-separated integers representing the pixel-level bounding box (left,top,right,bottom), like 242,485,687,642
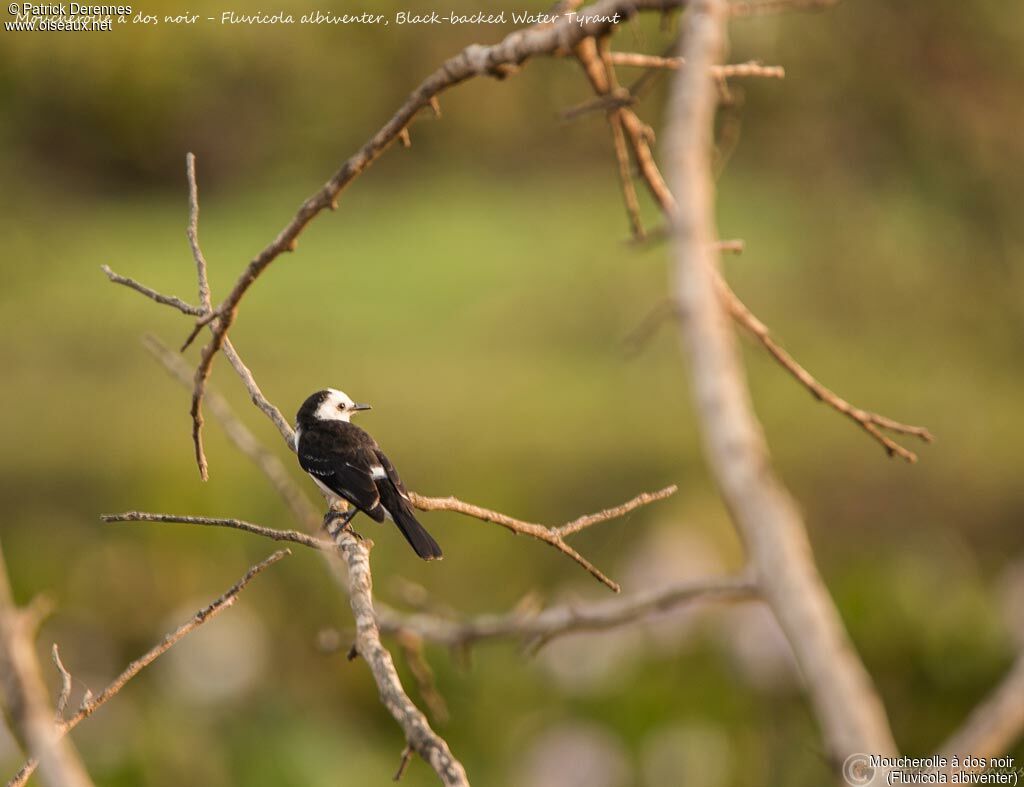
337,403,347,410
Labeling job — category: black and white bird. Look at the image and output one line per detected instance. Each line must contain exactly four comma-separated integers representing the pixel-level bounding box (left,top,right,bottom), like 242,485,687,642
295,388,442,560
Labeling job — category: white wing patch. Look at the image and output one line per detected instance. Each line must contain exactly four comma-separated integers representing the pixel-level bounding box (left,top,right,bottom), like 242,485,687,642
370,465,387,480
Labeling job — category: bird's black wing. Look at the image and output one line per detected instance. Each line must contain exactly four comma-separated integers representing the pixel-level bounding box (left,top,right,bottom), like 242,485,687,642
297,424,386,521
374,449,411,500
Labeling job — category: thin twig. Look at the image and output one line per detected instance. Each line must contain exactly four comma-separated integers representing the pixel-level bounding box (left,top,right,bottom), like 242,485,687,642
100,265,202,316
393,746,414,782
102,512,331,551
719,287,934,461
555,485,677,537
8,551,289,787
608,52,786,79
186,153,212,312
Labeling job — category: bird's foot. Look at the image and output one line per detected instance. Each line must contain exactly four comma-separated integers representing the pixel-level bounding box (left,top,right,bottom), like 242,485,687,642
323,507,358,540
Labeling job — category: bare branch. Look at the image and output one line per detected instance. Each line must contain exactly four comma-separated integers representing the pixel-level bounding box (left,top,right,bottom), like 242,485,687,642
100,265,201,316
719,288,934,461
554,485,677,537
608,52,786,79
939,652,1024,761
336,531,469,786
8,551,289,787
186,153,212,312
377,573,757,649
573,37,645,240
665,0,896,763
0,542,94,787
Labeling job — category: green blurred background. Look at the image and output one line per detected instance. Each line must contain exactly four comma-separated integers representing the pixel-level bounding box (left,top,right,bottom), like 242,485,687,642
2,1,1023,784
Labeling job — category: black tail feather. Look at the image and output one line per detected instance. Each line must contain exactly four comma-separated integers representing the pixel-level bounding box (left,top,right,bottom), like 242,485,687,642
393,503,443,560
380,485,442,560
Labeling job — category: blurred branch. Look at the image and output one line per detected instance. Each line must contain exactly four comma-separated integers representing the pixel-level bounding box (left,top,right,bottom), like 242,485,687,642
665,0,896,765
376,573,757,652
939,652,1024,761
336,530,469,786
0,543,94,787
7,551,289,787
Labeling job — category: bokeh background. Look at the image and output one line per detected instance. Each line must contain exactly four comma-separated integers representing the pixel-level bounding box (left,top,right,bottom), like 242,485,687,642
2,1,1023,784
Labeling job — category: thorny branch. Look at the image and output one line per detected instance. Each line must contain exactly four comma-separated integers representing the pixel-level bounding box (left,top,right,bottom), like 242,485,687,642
7,551,288,787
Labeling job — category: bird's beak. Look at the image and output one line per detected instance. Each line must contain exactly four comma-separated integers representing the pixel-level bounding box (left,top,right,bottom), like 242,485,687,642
351,403,372,412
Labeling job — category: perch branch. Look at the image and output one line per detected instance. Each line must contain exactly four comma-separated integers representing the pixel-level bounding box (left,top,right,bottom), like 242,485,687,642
7,550,289,787
666,0,896,764
336,531,469,786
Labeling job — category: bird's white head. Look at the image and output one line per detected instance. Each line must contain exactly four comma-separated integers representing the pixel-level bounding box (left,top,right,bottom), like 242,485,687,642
311,388,372,424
